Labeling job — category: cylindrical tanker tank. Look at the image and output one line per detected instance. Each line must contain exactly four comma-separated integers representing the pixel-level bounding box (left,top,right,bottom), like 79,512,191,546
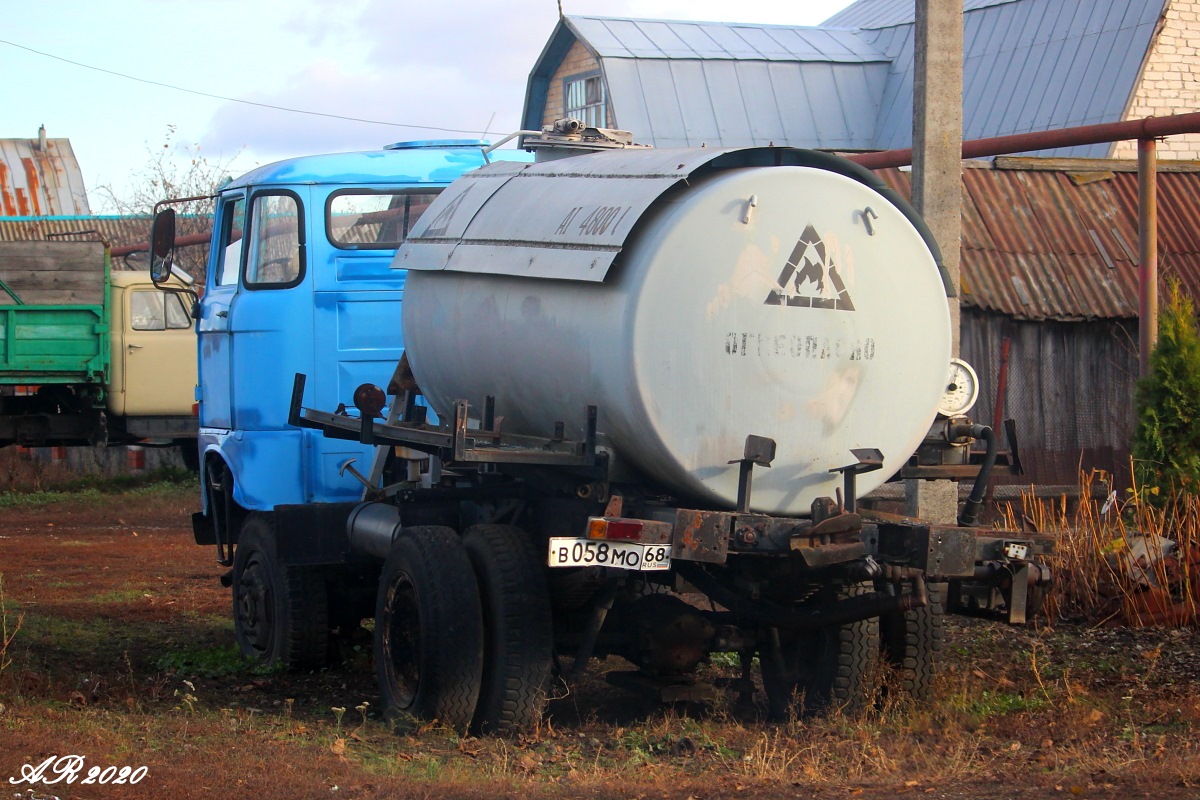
395,147,952,516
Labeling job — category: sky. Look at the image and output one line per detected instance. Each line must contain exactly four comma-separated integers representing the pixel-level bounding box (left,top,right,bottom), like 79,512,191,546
1,0,853,213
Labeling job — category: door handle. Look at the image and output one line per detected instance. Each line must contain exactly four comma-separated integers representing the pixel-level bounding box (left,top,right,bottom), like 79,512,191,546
127,344,144,350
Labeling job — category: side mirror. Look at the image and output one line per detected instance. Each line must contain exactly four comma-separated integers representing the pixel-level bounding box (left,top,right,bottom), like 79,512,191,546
149,208,177,285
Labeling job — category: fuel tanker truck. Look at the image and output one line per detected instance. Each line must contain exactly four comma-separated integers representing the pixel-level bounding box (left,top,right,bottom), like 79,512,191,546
150,122,1050,734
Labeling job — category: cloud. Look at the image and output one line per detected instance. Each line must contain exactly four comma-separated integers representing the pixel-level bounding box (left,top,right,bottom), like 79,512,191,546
200,0,560,168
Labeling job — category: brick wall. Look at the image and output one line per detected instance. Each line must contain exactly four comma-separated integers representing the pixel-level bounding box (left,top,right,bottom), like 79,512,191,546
541,41,607,128
1113,0,1200,159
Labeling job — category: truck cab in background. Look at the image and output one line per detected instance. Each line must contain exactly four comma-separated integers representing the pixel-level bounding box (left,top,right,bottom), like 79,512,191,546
0,241,196,450
150,140,521,563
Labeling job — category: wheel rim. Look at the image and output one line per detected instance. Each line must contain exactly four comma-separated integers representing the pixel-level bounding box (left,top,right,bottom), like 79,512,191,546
381,571,422,708
236,551,275,658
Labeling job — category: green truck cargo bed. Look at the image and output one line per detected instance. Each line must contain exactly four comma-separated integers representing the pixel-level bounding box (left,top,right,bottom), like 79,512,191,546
0,241,111,386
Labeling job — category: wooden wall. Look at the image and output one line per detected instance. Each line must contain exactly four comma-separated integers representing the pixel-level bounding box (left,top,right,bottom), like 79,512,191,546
961,308,1139,488
0,242,106,306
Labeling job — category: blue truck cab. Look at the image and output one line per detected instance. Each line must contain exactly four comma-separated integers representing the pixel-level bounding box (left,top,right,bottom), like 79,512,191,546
179,140,526,563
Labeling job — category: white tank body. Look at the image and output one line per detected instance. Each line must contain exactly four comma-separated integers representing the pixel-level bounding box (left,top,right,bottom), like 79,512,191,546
399,153,951,515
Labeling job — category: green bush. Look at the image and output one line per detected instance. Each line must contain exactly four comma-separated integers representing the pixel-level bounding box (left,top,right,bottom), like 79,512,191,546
1133,279,1200,505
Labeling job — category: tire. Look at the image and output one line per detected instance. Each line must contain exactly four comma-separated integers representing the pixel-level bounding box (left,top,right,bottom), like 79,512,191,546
232,512,330,670
881,581,946,702
178,441,200,472
375,526,483,733
760,581,879,720
462,524,553,734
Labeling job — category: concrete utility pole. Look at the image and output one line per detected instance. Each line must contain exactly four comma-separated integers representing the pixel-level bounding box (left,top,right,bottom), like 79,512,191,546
906,0,964,523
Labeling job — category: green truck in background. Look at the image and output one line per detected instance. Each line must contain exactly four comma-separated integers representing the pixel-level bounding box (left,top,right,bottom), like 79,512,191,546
0,241,198,456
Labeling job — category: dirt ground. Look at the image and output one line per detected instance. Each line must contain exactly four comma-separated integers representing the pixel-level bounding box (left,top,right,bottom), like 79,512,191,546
3,483,1200,799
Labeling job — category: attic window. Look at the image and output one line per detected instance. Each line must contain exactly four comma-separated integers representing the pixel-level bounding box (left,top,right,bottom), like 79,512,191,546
564,73,606,128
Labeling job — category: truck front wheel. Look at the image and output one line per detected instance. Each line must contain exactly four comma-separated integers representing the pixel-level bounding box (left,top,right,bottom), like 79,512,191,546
232,513,330,670
375,526,483,733
759,581,879,720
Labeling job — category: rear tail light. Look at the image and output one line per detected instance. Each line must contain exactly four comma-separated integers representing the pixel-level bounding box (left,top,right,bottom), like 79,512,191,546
587,518,644,541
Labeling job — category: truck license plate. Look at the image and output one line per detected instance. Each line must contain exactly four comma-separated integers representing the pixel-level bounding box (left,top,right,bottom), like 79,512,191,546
548,538,671,571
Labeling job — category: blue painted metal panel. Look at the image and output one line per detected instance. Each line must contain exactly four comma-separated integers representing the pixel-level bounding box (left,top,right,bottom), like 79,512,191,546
228,146,494,190
197,144,533,511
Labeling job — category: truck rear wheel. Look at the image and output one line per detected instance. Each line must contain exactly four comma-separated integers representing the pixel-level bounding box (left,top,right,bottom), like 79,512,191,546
375,526,483,733
232,513,330,670
881,581,946,702
462,524,553,734
760,581,879,720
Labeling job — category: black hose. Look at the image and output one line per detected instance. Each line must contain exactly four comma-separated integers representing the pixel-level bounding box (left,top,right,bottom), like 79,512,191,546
958,424,998,526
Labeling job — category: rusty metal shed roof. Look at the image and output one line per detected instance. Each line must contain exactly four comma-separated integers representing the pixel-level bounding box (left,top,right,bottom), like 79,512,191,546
0,215,147,247
876,158,1200,321
0,129,90,216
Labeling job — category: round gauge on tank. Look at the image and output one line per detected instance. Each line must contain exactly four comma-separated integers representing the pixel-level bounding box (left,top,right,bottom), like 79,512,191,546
938,358,979,417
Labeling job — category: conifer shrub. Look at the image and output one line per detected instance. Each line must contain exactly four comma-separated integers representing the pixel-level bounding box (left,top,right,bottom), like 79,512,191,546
1133,278,1200,508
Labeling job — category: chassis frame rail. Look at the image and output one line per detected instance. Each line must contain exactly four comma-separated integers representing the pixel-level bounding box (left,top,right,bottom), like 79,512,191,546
288,373,599,468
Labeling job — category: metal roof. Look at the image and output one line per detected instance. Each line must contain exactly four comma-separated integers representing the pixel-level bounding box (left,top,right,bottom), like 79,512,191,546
529,1,1168,156
876,159,1200,321
557,16,889,149
566,16,889,62
858,0,1168,156
0,215,147,246
824,0,1018,29
0,130,90,216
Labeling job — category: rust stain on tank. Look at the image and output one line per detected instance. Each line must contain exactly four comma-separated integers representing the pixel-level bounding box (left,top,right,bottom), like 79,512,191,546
0,161,16,216
21,158,43,216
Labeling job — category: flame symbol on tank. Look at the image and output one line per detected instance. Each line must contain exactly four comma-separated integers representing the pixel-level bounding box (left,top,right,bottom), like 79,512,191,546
764,225,855,311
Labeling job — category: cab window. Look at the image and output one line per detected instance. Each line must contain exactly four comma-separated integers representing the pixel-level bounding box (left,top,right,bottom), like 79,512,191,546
326,190,441,249
130,290,192,331
245,192,304,288
216,196,245,287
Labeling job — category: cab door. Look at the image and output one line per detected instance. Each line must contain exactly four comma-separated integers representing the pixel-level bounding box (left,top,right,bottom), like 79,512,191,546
197,192,245,429
121,284,196,414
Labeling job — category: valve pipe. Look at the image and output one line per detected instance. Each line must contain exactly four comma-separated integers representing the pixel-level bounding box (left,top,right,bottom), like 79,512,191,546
957,424,998,526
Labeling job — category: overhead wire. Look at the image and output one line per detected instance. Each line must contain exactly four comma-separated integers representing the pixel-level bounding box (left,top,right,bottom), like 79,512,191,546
0,37,503,137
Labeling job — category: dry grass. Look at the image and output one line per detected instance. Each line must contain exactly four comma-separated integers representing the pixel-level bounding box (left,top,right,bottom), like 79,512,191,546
5,476,1200,797
1002,469,1200,628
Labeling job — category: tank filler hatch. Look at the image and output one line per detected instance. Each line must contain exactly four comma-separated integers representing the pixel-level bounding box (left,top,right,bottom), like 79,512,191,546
393,144,902,285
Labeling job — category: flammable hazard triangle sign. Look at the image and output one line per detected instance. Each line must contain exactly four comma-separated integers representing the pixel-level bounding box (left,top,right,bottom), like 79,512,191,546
764,225,855,311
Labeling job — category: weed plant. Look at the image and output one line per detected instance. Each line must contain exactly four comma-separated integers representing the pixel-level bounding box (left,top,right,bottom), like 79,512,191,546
1003,469,1200,627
